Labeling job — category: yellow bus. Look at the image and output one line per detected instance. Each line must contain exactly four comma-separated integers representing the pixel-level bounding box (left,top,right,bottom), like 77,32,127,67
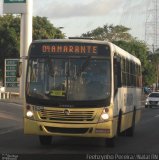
24,39,142,147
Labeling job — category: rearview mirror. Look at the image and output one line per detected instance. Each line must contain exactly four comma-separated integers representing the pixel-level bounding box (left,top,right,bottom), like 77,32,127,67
16,61,22,78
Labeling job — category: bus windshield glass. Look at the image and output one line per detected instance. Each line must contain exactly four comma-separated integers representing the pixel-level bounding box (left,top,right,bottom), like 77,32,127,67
26,57,111,104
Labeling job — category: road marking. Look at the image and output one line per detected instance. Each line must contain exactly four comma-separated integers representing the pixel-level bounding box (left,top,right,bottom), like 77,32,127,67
154,115,159,118
0,112,21,121
0,126,22,135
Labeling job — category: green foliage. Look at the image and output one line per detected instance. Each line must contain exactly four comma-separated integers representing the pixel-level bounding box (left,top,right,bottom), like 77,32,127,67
82,24,133,41
113,40,148,69
114,40,156,86
0,15,20,84
0,15,64,84
82,24,156,86
147,52,159,86
33,16,65,40
0,69,2,80
143,62,156,86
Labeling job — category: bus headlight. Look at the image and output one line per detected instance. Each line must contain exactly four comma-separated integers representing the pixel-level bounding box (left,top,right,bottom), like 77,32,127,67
101,113,109,120
98,108,110,122
26,111,34,118
26,105,34,119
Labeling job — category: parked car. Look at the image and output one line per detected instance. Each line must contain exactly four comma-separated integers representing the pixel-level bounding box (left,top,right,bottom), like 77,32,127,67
145,92,159,108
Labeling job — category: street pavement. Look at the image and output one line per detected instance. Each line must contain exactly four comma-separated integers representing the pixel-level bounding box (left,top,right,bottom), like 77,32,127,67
0,94,146,135
0,100,23,134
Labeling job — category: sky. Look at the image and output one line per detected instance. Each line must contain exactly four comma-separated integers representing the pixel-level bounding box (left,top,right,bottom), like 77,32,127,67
32,0,149,40
0,0,151,41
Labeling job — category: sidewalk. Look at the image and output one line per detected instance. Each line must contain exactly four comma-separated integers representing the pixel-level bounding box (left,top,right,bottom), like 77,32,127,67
0,97,23,105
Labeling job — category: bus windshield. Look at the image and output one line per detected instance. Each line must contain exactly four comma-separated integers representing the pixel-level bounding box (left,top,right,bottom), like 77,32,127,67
26,57,111,104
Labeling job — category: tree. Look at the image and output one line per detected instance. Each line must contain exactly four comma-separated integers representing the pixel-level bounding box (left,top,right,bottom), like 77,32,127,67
81,24,133,41
33,16,65,40
148,51,159,88
114,40,156,86
0,15,20,85
0,15,64,84
81,24,155,86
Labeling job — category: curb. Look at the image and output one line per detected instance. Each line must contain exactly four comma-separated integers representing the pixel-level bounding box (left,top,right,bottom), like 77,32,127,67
0,98,23,105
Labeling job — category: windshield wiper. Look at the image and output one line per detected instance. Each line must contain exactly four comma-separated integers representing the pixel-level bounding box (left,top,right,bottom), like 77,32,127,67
77,56,91,76
30,92,46,99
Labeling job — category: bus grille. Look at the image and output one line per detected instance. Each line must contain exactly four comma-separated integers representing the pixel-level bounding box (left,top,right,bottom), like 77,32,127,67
38,109,95,122
149,101,158,105
45,126,89,134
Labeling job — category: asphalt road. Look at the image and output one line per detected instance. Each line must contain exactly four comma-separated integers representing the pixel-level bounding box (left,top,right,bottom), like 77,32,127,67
0,101,159,160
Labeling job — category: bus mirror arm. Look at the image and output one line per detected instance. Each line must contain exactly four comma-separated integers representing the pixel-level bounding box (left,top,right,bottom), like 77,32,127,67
16,61,22,78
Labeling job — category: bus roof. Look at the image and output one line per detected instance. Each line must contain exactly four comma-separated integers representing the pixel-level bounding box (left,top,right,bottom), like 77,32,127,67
111,43,141,65
32,39,141,65
32,38,111,45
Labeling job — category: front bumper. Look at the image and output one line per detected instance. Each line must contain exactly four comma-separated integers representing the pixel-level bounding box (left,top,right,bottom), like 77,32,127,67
24,118,116,138
145,101,159,107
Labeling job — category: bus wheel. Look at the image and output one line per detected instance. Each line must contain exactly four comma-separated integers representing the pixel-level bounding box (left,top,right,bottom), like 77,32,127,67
105,137,115,148
125,110,136,137
39,136,52,145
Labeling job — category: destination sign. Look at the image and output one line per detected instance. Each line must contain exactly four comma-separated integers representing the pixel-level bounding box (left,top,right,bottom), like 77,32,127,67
42,45,98,54
30,42,110,57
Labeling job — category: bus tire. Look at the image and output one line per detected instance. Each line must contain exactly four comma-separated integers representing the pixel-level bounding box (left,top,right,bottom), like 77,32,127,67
105,137,115,148
39,136,52,145
125,109,136,137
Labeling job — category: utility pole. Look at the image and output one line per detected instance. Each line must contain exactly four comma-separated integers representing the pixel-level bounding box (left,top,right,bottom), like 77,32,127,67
145,0,159,51
20,0,33,99
3,0,33,98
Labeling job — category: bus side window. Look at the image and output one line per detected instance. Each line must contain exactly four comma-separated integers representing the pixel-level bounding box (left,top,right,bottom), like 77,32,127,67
114,56,122,91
